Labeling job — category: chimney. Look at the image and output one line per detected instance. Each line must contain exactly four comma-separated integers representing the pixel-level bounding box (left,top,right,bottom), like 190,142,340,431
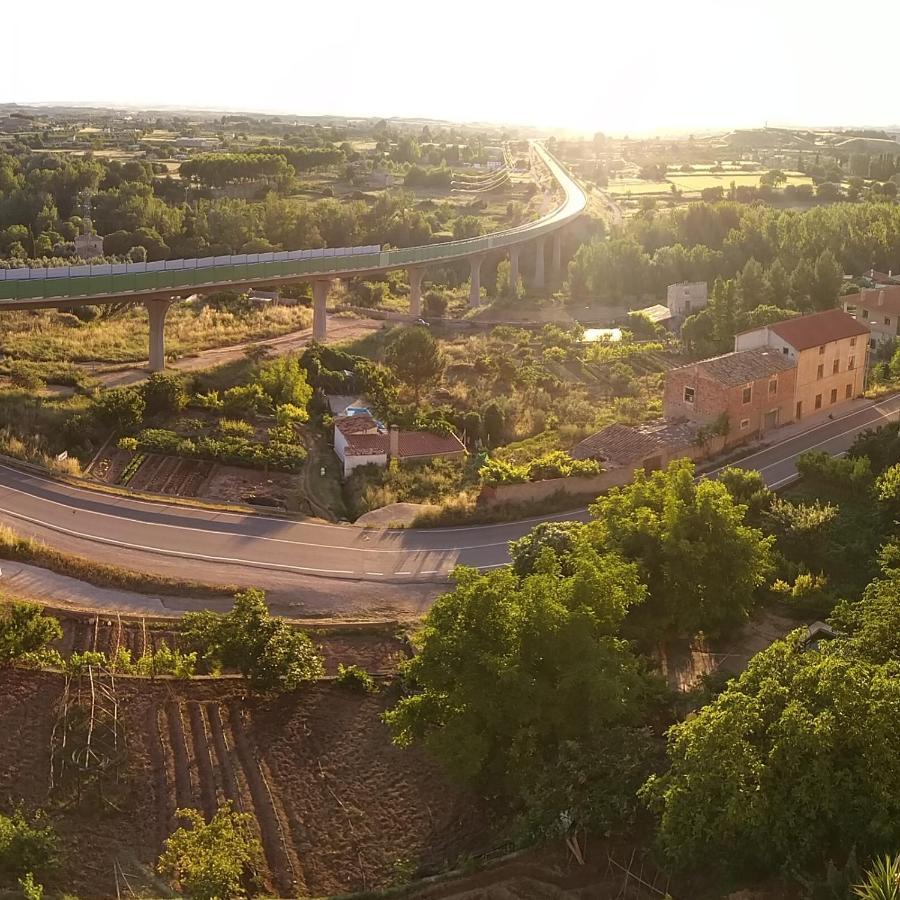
879,290,885,308
389,425,400,459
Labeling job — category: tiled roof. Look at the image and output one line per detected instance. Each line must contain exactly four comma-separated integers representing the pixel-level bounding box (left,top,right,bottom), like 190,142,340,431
674,346,795,387
344,432,388,457
335,414,381,436
849,286,900,316
768,308,869,351
570,420,698,466
397,431,466,459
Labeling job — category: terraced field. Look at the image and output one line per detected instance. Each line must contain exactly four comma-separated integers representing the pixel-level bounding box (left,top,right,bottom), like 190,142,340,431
0,667,486,898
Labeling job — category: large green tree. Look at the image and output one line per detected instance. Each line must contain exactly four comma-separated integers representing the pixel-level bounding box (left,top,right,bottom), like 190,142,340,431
384,553,655,829
584,459,774,638
642,630,900,874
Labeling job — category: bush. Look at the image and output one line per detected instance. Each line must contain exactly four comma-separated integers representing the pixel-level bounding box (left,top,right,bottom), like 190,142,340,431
158,803,262,900
194,390,224,411
255,355,312,411
218,418,255,438
0,809,58,881
180,589,324,692
222,384,267,417
423,290,448,318
479,451,601,485
142,373,188,418
90,387,145,433
336,663,377,693
135,428,183,455
0,602,62,667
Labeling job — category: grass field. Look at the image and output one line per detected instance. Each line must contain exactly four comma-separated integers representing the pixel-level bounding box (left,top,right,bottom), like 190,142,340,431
0,302,313,364
607,171,814,197
667,172,814,192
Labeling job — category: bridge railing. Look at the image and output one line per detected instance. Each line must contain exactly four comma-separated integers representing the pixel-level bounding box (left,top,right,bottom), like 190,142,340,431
0,144,585,303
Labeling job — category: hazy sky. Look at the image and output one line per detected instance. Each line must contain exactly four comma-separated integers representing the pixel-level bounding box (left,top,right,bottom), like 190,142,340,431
2,0,898,134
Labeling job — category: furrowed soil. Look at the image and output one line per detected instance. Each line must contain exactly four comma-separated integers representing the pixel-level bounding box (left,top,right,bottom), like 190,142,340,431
0,668,487,899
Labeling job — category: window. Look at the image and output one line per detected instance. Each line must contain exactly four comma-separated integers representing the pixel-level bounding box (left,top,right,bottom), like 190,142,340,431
849,355,855,370
863,309,870,320
742,386,752,404
815,393,823,410
768,378,778,395
740,418,750,430
817,363,824,380
683,386,695,404
796,400,803,419
832,358,840,375
850,337,857,347
845,383,853,399
830,388,838,404
886,317,892,326
818,345,826,355
782,347,789,355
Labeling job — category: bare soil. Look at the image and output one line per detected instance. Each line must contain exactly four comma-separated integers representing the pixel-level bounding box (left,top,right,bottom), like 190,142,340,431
0,668,485,899
200,464,297,509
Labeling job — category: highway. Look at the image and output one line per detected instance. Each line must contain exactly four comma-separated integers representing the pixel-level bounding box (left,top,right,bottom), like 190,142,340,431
0,394,897,599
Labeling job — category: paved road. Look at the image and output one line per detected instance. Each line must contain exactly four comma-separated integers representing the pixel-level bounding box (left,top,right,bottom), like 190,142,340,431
0,395,897,597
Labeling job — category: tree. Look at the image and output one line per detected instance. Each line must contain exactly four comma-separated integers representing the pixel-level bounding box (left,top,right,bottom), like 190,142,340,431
736,257,766,313
812,249,844,311
157,803,262,900
255,355,312,414
180,589,323,692
422,290,448,318
141,372,187,418
765,259,790,306
384,326,445,402
508,520,584,577
383,554,654,831
791,258,816,310
641,633,900,875
584,459,774,638
0,603,62,666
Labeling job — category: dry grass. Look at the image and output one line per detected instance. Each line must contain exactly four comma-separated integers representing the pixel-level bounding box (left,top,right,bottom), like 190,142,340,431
0,302,313,363
0,524,235,598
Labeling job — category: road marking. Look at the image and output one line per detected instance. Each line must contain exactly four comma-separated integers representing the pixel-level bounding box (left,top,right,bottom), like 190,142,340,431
0,468,512,554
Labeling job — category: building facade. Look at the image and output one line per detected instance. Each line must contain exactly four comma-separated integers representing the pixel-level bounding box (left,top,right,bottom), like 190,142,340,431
843,285,900,347
666,281,708,317
663,347,797,445
735,309,869,422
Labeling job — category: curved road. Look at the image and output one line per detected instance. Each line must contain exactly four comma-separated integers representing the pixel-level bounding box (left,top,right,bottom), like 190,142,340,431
0,394,897,602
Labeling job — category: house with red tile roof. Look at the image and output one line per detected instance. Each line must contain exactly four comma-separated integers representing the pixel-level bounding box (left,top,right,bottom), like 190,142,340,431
333,413,466,478
735,309,869,423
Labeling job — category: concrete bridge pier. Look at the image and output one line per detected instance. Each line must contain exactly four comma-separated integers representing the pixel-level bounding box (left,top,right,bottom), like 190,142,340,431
508,246,520,295
312,279,332,341
552,232,562,282
408,267,425,317
468,255,484,307
145,298,174,372
534,237,546,289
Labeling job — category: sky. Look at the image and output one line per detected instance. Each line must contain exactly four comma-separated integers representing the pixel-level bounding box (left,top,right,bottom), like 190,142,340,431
2,0,898,135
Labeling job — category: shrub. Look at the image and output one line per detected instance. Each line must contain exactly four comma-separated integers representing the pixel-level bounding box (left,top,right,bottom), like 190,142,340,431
336,663,377,693
135,428,183,455
90,387,145,433
142,373,188,418
423,290,448,318
479,451,601,485
0,603,62,667
218,418,255,439
0,809,58,880
194,390,223,411
222,384,267,416
275,403,307,426
796,450,873,493
255,355,313,410
158,803,262,900
180,589,324,692
117,436,138,451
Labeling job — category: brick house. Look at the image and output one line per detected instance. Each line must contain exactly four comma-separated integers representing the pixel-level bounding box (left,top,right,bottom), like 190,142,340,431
843,285,900,347
664,347,797,445
735,308,869,422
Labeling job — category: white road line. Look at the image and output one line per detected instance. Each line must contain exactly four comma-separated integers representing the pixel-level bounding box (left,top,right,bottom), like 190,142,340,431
0,472,511,554
755,419,884,473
